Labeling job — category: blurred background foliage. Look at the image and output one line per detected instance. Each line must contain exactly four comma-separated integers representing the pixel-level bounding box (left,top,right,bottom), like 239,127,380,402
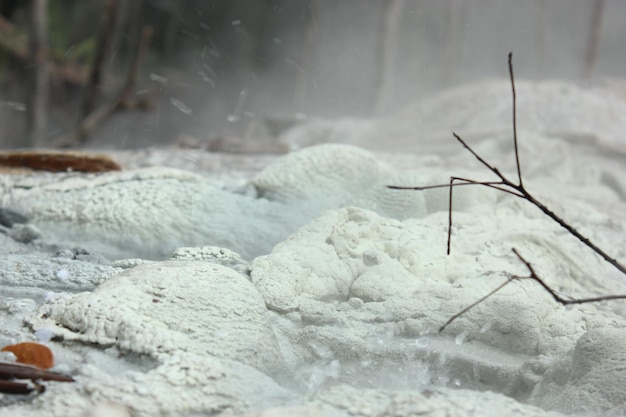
0,0,624,150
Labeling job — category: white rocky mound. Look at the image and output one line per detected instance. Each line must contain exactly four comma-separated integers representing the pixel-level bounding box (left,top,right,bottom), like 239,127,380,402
0,79,625,417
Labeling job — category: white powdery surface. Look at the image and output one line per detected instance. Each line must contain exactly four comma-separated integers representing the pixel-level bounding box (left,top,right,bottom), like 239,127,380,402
2,144,477,261
1,167,292,261
29,261,285,374
1,79,626,416
2,201,624,416
250,205,626,412
7,261,294,417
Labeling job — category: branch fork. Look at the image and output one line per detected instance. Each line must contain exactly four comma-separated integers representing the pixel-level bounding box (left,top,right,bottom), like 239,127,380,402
388,53,626,331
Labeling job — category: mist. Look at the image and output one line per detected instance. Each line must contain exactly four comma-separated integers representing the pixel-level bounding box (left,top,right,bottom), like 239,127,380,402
1,0,625,150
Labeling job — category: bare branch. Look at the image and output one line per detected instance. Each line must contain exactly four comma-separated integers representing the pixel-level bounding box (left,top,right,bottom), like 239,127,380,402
439,277,514,332
81,0,119,119
386,53,626,330
452,132,505,182
508,52,523,187
439,248,626,332
55,24,154,147
387,180,523,198
510,248,626,305
388,53,626,276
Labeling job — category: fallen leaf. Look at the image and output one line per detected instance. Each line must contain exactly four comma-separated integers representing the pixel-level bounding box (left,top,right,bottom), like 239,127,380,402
1,342,54,370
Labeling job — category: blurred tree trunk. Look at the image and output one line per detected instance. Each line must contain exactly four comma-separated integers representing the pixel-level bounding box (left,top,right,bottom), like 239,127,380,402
0,0,19,19
81,0,118,121
28,0,49,147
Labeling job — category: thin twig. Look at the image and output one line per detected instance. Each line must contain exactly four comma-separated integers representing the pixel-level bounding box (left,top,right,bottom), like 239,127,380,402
387,180,522,197
448,176,524,254
387,53,626,330
388,53,626,276
510,248,626,305
438,248,626,332
509,52,523,187
439,276,514,332
391,177,523,255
